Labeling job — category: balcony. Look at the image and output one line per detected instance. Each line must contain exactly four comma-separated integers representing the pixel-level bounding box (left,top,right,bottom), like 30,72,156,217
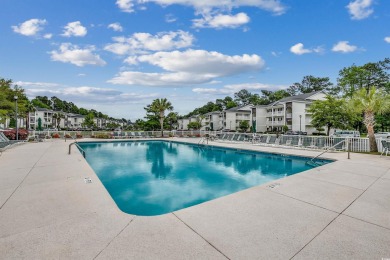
236,116,250,120
267,111,284,116
286,113,292,118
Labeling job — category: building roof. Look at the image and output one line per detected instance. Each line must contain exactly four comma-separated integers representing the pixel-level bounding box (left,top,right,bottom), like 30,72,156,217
225,104,253,112
270,91,324,105
35,107,52,112
205,111,222,115
67,113,85,118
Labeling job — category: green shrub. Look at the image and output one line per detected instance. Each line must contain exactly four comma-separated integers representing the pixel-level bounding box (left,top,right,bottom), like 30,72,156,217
93,133,111,139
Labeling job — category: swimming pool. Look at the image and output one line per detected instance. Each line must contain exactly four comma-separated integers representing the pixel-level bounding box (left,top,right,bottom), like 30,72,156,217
78,141,331,216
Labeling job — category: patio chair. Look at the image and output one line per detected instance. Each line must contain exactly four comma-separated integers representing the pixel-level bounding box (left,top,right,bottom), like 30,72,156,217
285,136,300,148
0,133,10,150
254,135,269,146
300,136,313,148
332,137,346,151
266,135,277,146
232,134,240,142
315,137,327,150
307,137,319,149
271,136,281,146
381,140,389,156
237,134,246,142
278,136,289,146
225,134,234,141
113,131,120,139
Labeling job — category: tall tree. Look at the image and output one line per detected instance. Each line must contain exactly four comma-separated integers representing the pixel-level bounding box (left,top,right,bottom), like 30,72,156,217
348,87,390,152
288,75,338,96
25,100,36,129
52,112,65,128
307,95,357,136
234,89,252,105
261,89,290,103
146,98,173,136
338,58,390,97
0,78,29,127
82,113,96,128
166,112,178,130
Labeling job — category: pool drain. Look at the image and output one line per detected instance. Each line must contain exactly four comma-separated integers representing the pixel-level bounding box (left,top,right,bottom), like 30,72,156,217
268,183,280,189
84,177,92,184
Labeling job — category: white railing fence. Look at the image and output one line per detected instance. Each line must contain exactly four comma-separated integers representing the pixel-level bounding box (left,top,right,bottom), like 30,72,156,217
28,130,387,153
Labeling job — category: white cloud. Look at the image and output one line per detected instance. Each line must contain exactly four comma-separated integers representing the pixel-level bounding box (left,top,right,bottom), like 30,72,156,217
108,71,214,86
165,14,177,23
22,82,157,104
347,0,374,20
193,83,283,95
290,43,323,55
385,37,390,43
109,49,264,86
12,19,47,37
61,21,87,37
116,0,286,15
193,12,250,29
108,22,123,32
104,30,194,55
15,81,60,88
49,43,106,67
290,43,311,55
116,0,134,13
43,33,53,39
135,50,263,74
332,41,358,53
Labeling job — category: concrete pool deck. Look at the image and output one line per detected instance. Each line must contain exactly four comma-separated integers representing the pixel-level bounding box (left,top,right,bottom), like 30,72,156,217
0,138,389,259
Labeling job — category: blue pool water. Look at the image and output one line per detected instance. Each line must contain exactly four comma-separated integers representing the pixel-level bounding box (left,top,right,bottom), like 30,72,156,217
78,141,330,216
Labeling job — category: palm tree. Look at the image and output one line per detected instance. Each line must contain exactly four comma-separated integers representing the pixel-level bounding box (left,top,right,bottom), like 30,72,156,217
25,101,36,130
51,113,59,129
348,87,390,152
56,113,65,129
166,112,178,130
150,98,173,137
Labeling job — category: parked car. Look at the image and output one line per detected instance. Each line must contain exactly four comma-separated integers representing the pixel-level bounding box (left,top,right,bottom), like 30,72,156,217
375,132,390,139
331,130,360,138
285,130,307,135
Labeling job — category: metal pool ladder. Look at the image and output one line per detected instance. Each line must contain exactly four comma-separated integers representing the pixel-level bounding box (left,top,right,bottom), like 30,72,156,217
306,139,349,166
67,136,86,158
198,137,209,146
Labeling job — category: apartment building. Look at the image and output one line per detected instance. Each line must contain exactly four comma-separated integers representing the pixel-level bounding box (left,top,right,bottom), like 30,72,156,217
203,111,224,131
169,91,326,133
27,108,128,130
28,108,55,129
255,91,326,134
177,116,198,130
223,104,253,131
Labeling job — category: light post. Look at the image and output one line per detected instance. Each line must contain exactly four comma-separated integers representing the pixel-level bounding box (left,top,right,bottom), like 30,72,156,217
299,115,302,133
14,96,18,140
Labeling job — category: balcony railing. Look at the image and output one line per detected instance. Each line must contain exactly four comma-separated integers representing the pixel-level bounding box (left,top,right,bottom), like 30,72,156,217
267,111,284,116
286,113,292,118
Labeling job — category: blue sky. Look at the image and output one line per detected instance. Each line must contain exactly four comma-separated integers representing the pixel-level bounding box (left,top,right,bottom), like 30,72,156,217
1,0,389,120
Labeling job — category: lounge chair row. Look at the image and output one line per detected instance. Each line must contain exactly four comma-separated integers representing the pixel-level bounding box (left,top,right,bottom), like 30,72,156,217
213,133,349,151
381,139,390,156
213,133,252,143
0,132,11,149
253,135,348,150
0,132,25,150
112,131,155,139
